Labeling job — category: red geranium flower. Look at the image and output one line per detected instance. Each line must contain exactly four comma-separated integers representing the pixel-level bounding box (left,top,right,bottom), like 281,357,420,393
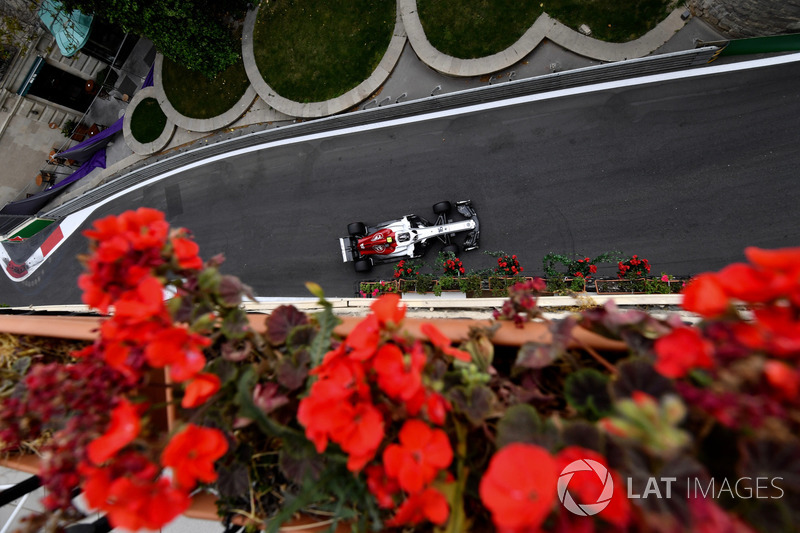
555,446,631,528
331,400,385,472
479,443,558,533
182,372,221,408
763,360,800,400
386,487,449,527
371,293,406,326
383,419,453,493
345,314,382,361
113,276,167,322
371,342,425,401
366,464,400,509
420,323,471,361
717,263,776,303
87,399,141,465
681,274,730,318
745,246,800,272
171,236,203,270
424,391,452,426
102,475,190,531
752,306,800,357
144,326,211,382
654,326,715,378
160,424,228,489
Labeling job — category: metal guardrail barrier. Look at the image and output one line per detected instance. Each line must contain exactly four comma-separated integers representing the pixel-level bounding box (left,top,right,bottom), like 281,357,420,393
0,214,30,236
42,47,719,220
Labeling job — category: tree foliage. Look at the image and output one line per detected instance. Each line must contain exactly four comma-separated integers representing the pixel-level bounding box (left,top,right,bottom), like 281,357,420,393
0,0,43,60
61,0,252,77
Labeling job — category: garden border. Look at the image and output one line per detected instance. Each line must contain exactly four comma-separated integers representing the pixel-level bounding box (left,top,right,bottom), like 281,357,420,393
152,55,259,133
123,87,176,156
241,0,408,118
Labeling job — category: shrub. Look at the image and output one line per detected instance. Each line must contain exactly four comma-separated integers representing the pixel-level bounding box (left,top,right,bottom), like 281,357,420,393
130,98,167,144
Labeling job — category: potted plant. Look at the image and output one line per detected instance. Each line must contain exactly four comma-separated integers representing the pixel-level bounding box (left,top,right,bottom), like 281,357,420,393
595,254,651,293
643,274,685,294
358,280,398,298
436,251,466,277
543,251,622,292
60,119,91,140
458,273,484,298
545,276,587,295
414,273,436,295
3,209,799,533
393,259,423,293
484,251,525,296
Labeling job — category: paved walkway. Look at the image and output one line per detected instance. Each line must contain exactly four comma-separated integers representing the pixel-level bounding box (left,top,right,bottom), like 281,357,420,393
399,0,690,76
158,2,693,124
38,5,726,213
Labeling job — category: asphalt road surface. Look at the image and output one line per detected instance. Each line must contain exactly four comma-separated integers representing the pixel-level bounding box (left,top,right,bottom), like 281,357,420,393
2,58,799,306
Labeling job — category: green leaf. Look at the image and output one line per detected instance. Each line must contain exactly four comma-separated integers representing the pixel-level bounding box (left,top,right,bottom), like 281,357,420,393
279,444,327,484
562,421,602,451
564,368,613,421
264,305,309,346
613,358,675,400
235,367,295,439
12,355,31,375
219,307,249,340
448,385,494,427
276,349,310,391
516,342,557,369
496,404,542,448
307,287,341,367
305,281,324,299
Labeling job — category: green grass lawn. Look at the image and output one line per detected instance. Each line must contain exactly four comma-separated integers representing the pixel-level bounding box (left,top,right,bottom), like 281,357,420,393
252,0,395,103
130,98,167,144
161,53,251,119
417,0,679,59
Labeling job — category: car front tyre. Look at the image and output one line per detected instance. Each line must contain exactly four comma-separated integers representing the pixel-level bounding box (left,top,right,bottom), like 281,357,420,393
432,201,452,215
442,244,458,255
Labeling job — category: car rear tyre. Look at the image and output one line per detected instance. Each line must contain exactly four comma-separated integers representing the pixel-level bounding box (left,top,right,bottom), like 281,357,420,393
348,222,367,236
442,244,459,256
354,259,372,273
432,201,452,215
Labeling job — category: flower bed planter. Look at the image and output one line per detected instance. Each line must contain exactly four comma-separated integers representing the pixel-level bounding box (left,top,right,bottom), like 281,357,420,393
437,277,462,293
595,278,647,294
0,451,41,474
544,277,586,295
643,278,685,294
397,279,416,293
488,276,511,296
0,315,175,464
358,280,398,298
185,492,352,531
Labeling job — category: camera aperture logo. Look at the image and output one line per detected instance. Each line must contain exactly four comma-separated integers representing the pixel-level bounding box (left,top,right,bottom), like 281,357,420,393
558,459,614,516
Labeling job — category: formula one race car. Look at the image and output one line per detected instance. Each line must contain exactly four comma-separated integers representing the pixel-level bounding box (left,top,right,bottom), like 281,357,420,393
340,200,480,273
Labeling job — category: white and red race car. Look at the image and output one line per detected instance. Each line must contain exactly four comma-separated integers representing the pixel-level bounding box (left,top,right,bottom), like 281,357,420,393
339,200,480,272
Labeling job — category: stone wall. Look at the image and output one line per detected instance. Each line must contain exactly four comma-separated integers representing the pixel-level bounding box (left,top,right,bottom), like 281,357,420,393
688,0,800,38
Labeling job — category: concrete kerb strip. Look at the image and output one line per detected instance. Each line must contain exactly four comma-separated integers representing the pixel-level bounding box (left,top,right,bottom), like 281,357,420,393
123,86,176,155
243,293,699,322
5,294,695,322
546,9,690,62
152,54,259,133
399,0,690,76
242,0,408,119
